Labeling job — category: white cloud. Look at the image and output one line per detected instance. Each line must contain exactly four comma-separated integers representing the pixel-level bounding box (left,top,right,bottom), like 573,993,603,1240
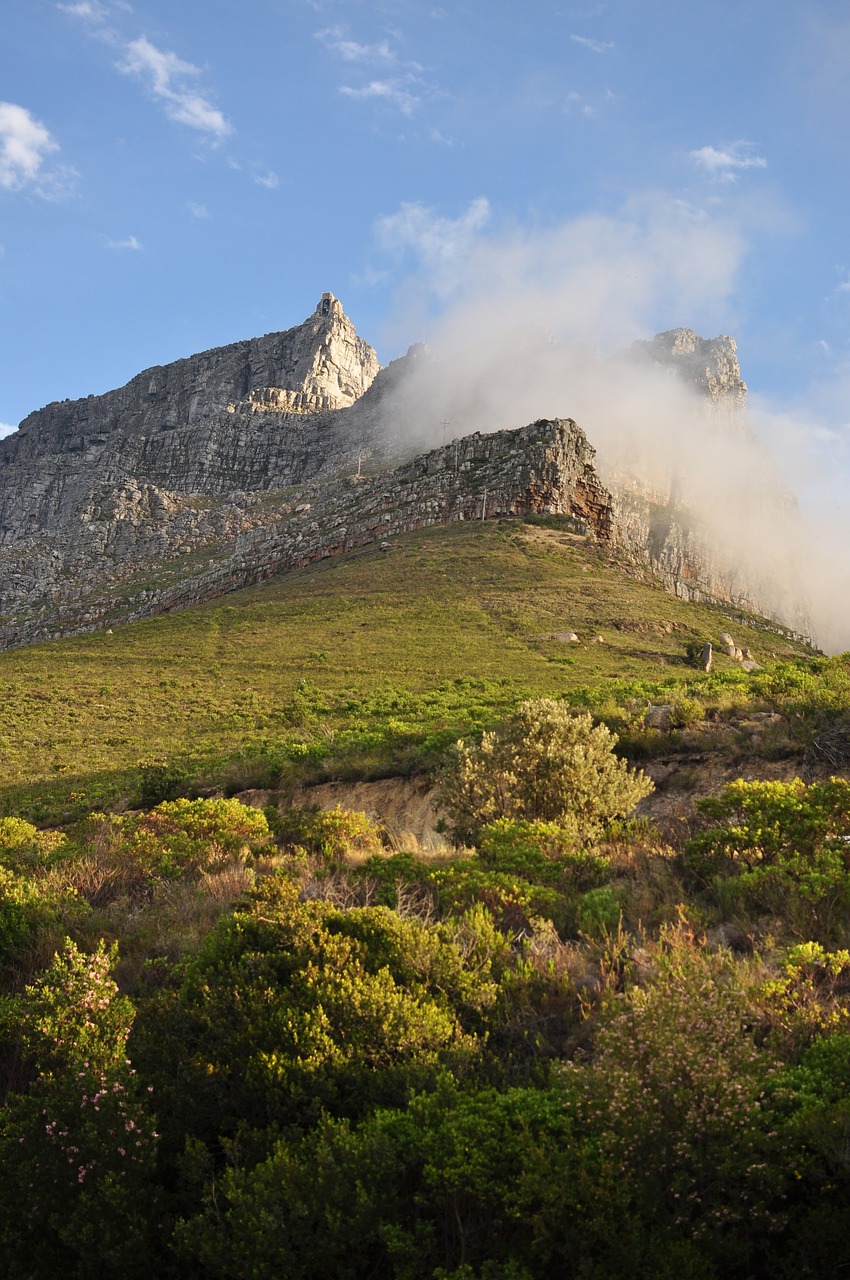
187,201,209,218
253,169,279,189
690,142,767,183
316,27,395,63
0,422,16,439
375,196,491,292
103,234,142,250
0,102,60,193
340,78,420,115
570,34,614,53
117,36,233,140
837,275,850,293
57,1,108,18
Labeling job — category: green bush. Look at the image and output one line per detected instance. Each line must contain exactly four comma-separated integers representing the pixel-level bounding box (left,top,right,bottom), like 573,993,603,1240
135,757,192,808
576,886,621,937
477,818,610,891
274,804,384,862
441,699,653,845
686,778,850,941
89,797,272,881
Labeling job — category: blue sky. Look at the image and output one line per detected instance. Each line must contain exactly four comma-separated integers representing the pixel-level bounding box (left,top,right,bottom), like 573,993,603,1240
3,0,850,455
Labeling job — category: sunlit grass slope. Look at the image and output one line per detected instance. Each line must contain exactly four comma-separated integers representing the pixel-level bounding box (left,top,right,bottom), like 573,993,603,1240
0,519,813,821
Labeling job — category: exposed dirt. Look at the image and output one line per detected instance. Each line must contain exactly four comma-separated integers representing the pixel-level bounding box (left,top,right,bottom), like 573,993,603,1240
290,775,452,853
233,713,850,857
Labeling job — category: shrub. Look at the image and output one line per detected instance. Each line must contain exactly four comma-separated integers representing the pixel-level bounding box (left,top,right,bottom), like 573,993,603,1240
576,886,621,937
274,804,384,862
0,940,159,1277
135,757,191,808
441,699,653,845
477,818,610,892
685,778,850,941
88,797,272,881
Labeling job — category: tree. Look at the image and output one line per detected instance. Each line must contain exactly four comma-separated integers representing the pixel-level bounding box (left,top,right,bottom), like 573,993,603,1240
441,699,653,845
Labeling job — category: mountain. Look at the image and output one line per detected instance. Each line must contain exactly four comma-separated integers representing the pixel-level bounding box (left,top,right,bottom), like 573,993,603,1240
0,296,809,649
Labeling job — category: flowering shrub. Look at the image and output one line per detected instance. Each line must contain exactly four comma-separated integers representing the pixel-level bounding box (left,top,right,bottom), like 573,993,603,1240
0,940,159,1277
569,929,791,1269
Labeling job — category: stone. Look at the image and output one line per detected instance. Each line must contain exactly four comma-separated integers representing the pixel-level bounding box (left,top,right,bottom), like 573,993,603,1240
645,704,674,730
705,922,752,954
700,641,713,671
0,298,813,651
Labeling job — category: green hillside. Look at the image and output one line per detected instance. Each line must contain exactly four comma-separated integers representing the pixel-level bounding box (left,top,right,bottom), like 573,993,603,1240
0,518,812,822
7,515,850,1279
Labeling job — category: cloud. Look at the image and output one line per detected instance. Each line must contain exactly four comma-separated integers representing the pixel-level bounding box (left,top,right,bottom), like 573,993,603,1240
57,1,108,18
186,201,209,218
117,36,233,140
0,102,61,194
315,27,396,63
375,196,491,292
570,34,614,53
103,234,142,250
252,169,279,189
370,194,850,645
339,77,421,115
318,23,430,115
0,422,16,439
690,142,767,183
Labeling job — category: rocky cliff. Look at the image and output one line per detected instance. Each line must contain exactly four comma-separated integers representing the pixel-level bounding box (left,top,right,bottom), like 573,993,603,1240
628,329,747,414
0,299,808,649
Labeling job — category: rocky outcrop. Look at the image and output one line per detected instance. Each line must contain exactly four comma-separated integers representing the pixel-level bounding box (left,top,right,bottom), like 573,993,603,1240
628,328,747,417
0,418,611,646
0,298,810,649
3,293,379,469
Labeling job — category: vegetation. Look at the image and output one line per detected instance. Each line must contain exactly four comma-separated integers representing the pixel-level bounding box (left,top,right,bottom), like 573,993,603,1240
0,519,814,824
441,699,653,843
3,518,850,1276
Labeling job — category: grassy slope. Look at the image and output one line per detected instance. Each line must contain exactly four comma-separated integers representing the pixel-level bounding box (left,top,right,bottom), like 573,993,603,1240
0,519,812,820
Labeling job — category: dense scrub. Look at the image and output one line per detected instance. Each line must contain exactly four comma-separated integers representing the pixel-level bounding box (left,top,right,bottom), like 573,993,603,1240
3,691,850,1277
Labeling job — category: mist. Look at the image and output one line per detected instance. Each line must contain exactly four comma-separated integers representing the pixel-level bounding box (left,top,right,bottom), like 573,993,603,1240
371,196,850,653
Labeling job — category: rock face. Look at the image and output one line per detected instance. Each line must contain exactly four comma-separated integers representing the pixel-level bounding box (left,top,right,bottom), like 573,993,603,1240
5,293,379,468
0,298,809,649
629,328,747,415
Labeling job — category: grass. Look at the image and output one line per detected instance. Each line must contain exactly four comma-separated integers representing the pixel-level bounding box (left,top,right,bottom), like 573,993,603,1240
0,517,818,823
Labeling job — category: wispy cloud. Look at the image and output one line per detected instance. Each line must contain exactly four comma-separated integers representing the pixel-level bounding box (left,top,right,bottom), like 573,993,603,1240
103,233,143,250
570,34,614,53
0,422,16,439
340,78,422,115
57,1,110,19
186,201,209,218
315,27,396,63
117,36,233,140
0,102,63,195
318,22,431,116
690,141,767,183
59,4,233,141
375,196,491,292
564,86,614,120
252,168,279,189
